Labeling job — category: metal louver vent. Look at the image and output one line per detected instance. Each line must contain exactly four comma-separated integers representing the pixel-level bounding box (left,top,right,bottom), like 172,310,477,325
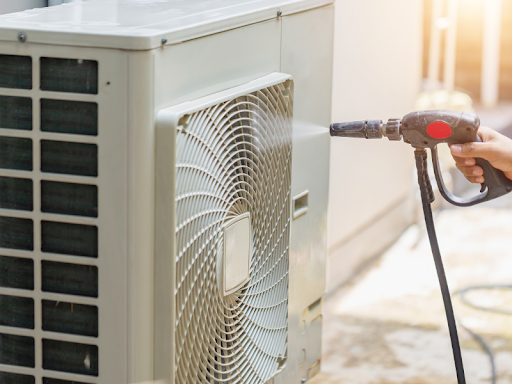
175,78,293,383
0,54,101,383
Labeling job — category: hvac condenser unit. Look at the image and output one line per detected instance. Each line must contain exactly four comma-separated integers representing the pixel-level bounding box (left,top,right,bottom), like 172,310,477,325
0,1,333,383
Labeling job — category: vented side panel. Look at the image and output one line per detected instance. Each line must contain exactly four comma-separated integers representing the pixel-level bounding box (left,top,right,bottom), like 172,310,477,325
0,44,128,384
174,79,293,384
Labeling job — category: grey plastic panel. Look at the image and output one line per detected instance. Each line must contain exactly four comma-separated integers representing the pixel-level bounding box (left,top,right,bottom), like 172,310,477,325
43,378,87,384
0,295,34,329
0,176,33,211
40,58,98,95
42,339,98,376
41,140,98,177
42,300,98,337
0,256,34,290
41,221,98,258
0,136,32,171
0,55,32,90
0,216,33,250
41,261,98,298
0,96,32,130
0,371,35,384
41,99,98,136
41,181,98,218
0,333,35,367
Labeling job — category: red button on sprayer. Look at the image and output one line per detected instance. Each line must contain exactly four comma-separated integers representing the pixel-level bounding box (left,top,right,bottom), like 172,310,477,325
427,121,452,139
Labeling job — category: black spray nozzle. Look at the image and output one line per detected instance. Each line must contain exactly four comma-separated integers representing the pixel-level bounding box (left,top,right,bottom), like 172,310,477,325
330,118,402,141
330,120,383,139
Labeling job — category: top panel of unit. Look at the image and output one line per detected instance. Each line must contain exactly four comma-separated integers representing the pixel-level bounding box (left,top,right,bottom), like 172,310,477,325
0,0,332,50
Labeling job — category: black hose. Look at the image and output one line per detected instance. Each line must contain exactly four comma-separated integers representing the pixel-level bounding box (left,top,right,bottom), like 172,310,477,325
454,284,512,384
456,321,496,384
415,149,512,384
458,285,512,315
415,149,467,384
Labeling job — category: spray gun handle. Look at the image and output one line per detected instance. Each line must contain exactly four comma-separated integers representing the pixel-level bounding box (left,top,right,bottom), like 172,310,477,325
431,137,512,207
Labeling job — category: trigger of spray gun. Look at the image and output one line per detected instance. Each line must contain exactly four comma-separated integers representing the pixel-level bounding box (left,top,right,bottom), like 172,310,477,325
330,118,402,141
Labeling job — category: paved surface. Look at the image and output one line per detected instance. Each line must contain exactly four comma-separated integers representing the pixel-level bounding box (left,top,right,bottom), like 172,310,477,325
311,197,512,384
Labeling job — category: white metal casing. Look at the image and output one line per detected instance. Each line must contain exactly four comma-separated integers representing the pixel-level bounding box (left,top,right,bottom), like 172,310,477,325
0,0,332,49
0,1,334,383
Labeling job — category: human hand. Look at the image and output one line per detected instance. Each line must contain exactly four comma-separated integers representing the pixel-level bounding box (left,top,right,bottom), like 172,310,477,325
449,126,512,183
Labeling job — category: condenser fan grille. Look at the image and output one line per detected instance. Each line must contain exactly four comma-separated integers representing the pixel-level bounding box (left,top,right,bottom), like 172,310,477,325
175,80,293,384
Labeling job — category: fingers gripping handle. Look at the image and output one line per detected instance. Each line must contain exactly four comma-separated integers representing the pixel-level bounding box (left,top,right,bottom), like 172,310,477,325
472,135,512,194
432,139,512,207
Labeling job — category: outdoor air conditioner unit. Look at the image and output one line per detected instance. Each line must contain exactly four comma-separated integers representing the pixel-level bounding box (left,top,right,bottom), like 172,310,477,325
0,1,333,383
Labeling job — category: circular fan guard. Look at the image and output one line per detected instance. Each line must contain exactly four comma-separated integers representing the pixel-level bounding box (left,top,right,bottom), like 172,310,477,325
175,81,293,384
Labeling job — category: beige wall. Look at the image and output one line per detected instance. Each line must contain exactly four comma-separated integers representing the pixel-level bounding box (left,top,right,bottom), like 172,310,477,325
328,0,423,291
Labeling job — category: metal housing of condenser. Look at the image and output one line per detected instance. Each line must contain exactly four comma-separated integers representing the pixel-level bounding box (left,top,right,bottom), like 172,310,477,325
0,1,333,383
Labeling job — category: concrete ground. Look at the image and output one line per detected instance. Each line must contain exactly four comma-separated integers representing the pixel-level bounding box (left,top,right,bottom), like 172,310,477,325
311,194,512,384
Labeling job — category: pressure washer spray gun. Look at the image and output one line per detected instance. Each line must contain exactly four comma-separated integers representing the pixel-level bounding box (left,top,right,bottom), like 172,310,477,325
330,110,512,384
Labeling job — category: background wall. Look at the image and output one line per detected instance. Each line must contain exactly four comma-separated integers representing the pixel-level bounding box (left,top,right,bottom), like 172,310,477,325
328,0,424,291
0,0,46,15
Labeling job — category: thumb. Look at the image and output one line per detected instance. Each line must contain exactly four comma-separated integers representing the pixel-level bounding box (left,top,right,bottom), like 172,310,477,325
449,141,496,160
477,126,501,142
